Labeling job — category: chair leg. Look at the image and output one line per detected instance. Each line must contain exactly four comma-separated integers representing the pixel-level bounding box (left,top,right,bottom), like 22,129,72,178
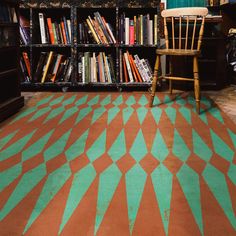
169,57,173,94
193,56,200,114
149,55,160,107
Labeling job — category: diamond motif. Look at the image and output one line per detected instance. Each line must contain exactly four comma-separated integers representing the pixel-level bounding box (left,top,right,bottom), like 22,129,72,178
139,154,159,174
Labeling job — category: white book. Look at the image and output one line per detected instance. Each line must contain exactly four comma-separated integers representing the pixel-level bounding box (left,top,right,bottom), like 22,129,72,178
125,17,130,45
154,15,158,45
67,20,71,43
134,55,148,82
38,13,47,44
149,20,153,45
93,53,97,83
105,55,112,83
140,58,152,82
82,56,85,83
124,52,134,82
106,23,116,44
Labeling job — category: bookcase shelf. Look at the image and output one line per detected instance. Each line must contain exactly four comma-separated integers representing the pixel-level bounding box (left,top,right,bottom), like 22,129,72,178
0,0,24,122
19,0,161,91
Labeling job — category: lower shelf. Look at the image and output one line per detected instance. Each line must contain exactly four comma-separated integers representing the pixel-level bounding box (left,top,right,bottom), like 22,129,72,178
0,96,24,123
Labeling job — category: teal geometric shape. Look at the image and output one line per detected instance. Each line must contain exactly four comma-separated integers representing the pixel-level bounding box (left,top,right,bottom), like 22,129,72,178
153,95,161,105
49,95,65,106
112,95,123,106
164,95,174,106
210,129,234,162
151,107,162,125
203,164,236,229
179,107,192,125
22,130,54,162
10,107,37,124
59,164,96,234
0,130,36,161
165,107,176,125
23,164,71,234
176,97,187,106
36,95,54,107
86,129,106,162
87,95,100,106
62,95,76,106
29,107,51,122
122,107,134,125
136,107,148,124
151,164,173,235
173,129,191,162
75,95,88,106
0,163,21,192
227,129,236,149
188,96,196,106
44,106,65,123
59,107,78,125
107,107,120,125
76,107,92,124
209,107,224,124
198,111,208,125
43,129,72,162
192,129,212,162
126,96,136,106
126,164,147,233
108,129,126,162
151,129,169,162
177,164,203,234
100,95,111,106
95,164,122,235
129,130,148,162
92,107,106,124
138,95,148,106
65,129,89,161
201,96,211,107
0,164,46,221
228,164,236,185
0,130,18,150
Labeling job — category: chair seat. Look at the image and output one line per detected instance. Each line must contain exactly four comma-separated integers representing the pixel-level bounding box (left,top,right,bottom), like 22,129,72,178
156,49,200,56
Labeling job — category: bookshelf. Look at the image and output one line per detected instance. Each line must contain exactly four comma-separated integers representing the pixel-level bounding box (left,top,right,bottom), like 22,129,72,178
19,0,161,91
0,0,24,122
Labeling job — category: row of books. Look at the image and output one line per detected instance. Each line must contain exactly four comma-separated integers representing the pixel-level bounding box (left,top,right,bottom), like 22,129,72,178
121,51,153,83
20,51,73,83
82,12,116,44
19,15,30,45
119,14,158,45
0,4,17,23
38,13,71,45
77,52,116,83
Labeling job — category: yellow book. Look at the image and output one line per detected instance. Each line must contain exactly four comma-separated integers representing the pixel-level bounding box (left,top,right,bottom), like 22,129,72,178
41,51,53,83
154,14,158,45
86,18,100,44
140,15,143,45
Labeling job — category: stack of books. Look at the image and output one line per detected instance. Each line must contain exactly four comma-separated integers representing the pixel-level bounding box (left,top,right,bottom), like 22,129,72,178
19,15,30,45
79,12,116,44
38,13,71,45
34,51,73,83
119,13,158,45
121,51,153,83
0,3,17,23
77,52,116,83
20,52,31,83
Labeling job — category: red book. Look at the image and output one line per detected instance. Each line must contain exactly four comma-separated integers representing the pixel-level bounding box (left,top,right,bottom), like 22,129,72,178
47,18,55,44
22,52,31,79
61,21,67,44
129,20,134,45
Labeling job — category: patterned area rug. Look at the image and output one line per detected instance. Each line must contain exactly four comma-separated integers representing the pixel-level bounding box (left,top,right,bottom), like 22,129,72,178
0,92,236,236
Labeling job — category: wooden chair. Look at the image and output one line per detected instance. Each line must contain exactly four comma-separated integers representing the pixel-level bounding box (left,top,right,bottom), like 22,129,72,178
149,7,208,114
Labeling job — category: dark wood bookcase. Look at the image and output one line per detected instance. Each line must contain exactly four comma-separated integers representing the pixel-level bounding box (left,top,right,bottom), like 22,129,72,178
19,0,161,91
0,0,24,122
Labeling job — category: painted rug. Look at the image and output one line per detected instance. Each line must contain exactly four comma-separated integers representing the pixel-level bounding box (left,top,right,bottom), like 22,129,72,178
0,92,236,236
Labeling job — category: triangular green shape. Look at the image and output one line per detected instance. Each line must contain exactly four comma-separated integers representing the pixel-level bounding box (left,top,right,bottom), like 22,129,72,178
92,107,106,124
151,129,169,162
126,96,136,106
22,130,54,162
24,164,71,234
59,164,96,234
112,95,123,106
76,107,92,124
192,129,212,162
179,107,192,125
210,129,234,162
29,107,51,122
95,164,122,234
100,95,111,106
107,107,120,125
165,107,176,125
62,95,76,106
129,130,148,162
136,107,148,124
0,164,46,221
0,130,36,161
36,95,54,107
151,164,173,235
126,164,147,233
86,129,106,162
177,164,203,234
10,107,37,124
151,107,162,125
87,95,100,106
75,95,88,106
173,129,190,162
176,97,187,106
228,164,236,186
65,129,89,161
108,129,126,162
44,107,65,123
49,95,65,106
122,107,134,125
44,129,72,161
209,107,224,124
0,130,18,150
227,129,236,149
59,107,78,124
164,95,174,106
138,95,148,106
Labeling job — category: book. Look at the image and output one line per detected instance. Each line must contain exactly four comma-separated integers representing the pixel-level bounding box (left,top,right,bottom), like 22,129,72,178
47,18,55,44
129,20,134,45
39,13,47,44
41,51,54,83
34,52,48,82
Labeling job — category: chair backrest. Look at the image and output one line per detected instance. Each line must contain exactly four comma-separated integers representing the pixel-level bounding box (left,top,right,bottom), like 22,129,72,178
161,7,208,51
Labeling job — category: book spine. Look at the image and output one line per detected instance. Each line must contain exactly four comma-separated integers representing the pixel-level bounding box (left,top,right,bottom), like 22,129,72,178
39,13,47,44
47,18,54,44
63,17,70,44
134,16,137,44
82,56,85,83
154,14,158,45
129,19,134,45
52,23,58,44
149,20,153,45
123,55,128,83
140,14,143,45
125,17,129,45
51,55,63,82
61,21,67,44
22,52,31,79
67,19,72,43
41,51,53,83
124,52,134,82
86,18,100,44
